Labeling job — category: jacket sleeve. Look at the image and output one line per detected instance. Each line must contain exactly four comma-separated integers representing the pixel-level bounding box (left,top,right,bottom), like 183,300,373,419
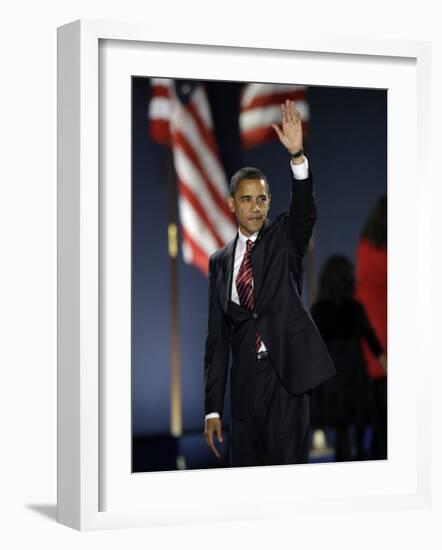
283,166,317,296
286,167,317,258
203,254,231,418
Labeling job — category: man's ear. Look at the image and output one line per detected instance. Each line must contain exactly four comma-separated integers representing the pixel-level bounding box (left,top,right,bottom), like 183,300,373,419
226,195,235,213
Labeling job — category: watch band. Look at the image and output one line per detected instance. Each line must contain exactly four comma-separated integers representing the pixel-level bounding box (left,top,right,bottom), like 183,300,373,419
289,147,304,159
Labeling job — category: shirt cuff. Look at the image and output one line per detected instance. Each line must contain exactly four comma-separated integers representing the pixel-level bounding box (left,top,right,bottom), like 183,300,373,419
205,412,220,420
290,156,309,180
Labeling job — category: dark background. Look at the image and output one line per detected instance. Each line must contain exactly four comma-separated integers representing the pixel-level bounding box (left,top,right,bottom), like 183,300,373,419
132,77,386,448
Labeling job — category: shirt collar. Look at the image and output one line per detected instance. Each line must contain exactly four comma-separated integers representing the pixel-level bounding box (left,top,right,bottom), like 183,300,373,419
237,228,259,251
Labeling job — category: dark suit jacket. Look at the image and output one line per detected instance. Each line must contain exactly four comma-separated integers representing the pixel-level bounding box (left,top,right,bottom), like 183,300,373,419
204,166,336,419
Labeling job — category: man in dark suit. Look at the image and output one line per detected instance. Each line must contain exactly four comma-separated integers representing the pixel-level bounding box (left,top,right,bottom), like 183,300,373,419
203,99,336,467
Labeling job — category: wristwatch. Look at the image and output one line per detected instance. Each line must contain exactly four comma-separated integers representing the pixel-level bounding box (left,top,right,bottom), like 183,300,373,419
289,147,304,159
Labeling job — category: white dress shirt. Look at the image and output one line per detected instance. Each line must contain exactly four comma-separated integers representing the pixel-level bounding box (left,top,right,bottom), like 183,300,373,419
205,158,309,421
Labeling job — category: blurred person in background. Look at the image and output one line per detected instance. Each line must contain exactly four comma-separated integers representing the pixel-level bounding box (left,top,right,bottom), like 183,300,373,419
311,255,387,462
355,195,388,460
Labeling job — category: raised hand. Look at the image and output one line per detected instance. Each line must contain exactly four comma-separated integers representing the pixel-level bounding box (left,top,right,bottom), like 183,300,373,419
272,99,303,156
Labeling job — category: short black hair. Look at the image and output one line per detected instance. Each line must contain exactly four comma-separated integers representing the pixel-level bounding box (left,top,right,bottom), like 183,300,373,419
318,255,355,305
229,166,270,197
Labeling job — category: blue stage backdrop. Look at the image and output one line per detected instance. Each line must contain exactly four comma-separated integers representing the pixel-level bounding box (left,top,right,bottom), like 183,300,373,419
131,77,387,436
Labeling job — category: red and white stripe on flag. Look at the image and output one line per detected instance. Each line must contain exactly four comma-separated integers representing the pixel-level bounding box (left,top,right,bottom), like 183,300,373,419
148,78,237,276
239,83,309,149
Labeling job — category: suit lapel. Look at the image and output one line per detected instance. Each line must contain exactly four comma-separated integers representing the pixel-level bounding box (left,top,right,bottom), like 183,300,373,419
222,234,238,311
250,218,269,304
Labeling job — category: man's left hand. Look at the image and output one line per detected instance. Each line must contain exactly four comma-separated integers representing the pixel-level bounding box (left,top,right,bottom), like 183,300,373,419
272,99,303,161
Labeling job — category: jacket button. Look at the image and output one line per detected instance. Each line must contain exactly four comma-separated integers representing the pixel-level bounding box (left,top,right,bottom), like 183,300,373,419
252,313,258,318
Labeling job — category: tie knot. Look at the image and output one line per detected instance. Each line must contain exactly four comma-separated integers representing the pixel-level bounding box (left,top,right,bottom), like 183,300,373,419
246,239,254,252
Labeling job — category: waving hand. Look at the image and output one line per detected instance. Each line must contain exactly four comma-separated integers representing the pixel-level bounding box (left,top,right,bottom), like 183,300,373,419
272,99,303,156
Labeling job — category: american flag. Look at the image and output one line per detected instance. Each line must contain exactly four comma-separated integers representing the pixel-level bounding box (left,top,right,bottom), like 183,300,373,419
148,78,237,276
239,83,309,149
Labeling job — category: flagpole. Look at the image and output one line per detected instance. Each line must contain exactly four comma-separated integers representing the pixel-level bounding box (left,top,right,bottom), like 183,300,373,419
164,147,183,438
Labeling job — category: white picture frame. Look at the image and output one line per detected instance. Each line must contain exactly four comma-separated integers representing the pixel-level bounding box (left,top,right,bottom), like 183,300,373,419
57,18,433,531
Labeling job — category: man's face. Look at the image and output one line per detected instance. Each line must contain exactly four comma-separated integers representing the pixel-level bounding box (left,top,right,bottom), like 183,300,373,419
227,178,271,237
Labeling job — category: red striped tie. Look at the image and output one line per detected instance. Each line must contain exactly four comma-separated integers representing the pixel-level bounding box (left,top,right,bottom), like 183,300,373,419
236,239,262,351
